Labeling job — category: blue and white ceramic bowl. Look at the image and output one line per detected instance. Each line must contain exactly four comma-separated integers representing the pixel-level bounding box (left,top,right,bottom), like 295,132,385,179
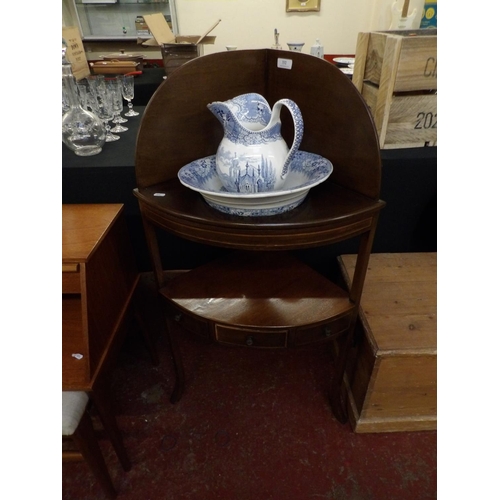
178,150,333,217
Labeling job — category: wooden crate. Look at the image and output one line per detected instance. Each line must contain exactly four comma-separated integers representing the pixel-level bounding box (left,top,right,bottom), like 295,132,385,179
338,253,437,433
352,29,437,149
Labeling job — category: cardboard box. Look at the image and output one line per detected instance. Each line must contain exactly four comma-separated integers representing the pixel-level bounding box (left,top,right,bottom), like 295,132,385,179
142,13,218,76
141,13,216,48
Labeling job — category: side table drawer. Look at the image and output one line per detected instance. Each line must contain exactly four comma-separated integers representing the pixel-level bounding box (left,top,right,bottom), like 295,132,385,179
62,264,80,294
294,314,352,346
215,325,288,348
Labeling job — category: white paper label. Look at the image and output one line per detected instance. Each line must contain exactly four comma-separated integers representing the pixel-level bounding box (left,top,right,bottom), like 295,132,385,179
277,58,293,70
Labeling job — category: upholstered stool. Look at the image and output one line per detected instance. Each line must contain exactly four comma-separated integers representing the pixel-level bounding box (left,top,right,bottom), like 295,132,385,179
62,391,118,499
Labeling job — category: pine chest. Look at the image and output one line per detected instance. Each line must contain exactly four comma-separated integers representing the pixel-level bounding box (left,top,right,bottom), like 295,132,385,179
338,253,437,433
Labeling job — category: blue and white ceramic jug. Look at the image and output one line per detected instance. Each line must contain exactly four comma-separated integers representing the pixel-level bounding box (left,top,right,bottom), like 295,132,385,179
207,93,304,193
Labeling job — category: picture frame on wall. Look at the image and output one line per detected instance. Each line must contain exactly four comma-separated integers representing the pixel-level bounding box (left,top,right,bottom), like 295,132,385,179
286,0,320,12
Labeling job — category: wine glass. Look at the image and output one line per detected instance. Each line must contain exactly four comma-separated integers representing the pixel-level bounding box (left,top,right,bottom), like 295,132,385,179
108,79,128,133
86,75,104,99
121,75,139,117
95,81,120,142
112,76,128,124
77,80,99,115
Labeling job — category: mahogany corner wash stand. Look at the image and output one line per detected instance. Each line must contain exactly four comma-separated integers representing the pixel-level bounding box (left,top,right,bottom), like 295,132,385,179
134,49,385,423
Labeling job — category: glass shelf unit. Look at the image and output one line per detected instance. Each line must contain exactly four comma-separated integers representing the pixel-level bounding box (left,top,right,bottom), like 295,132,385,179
71,0,178,40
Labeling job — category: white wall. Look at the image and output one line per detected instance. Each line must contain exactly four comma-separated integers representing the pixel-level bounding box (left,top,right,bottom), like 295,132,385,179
62,0,425,55
175,0,425,55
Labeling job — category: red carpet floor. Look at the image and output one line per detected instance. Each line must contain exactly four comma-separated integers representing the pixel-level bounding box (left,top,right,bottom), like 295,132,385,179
62,280,437,499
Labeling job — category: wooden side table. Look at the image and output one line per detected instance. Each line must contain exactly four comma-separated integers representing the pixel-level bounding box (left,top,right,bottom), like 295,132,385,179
133,49,385,424
62,203,145,469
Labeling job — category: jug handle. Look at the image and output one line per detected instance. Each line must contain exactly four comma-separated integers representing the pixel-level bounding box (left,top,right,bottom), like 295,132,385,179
275,99,304,179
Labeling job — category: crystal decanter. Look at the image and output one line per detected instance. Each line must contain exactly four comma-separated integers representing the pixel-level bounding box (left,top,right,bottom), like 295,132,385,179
62,42,105,156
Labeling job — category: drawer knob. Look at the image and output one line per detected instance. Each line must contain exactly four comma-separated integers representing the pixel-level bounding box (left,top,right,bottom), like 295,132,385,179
323,326,332,337
174,313,182,322
245,336,254,346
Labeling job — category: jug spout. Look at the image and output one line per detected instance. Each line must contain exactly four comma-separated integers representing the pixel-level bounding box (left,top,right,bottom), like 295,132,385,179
207,101,243,141
208,93,272,136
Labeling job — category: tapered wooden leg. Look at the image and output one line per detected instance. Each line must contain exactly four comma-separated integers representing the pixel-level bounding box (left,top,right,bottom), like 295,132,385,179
140,213,186,402
165,315,185,403
91,381,131,471
329,218,379,424
72,409,117,499
140,215,166,289
133,298,160,366
328,327,355,424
